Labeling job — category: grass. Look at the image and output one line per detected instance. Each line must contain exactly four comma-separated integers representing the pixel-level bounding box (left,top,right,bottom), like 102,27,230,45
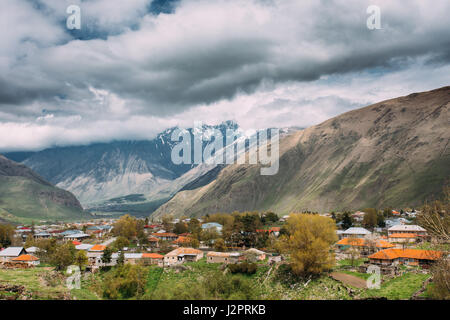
0,266,69,300
362,272,430,300
339,270,371,280
337,258,367,268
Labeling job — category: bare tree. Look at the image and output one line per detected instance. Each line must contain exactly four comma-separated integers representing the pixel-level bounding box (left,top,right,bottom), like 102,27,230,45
417,186,449,243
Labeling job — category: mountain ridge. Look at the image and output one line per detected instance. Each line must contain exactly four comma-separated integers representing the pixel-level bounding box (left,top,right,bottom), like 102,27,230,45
152,86,450,218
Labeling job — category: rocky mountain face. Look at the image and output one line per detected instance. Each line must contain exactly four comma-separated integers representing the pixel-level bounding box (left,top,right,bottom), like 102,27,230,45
0,155,86,223
153,87,450,218
17,121,240,206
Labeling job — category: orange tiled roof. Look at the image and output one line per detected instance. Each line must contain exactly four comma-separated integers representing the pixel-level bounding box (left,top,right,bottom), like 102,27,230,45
270,227,281,232
166,247,203,257
142,253,163,259
12,254,39,262
72,240,82,245
369,248,443,261
148,236,159,242
389,233,418,238
173,236,191,244
337,238,394,248
89,245,106,251
152,233,177,237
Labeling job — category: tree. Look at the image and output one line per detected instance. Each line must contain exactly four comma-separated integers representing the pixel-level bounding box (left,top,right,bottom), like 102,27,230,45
103,264,147,299
117,251,125,266
174,222,188,235
417,186,449,242
112,214,138,240
278,213,337,276
262,212,279,224
51,243,76,271
341,211,353,229
161,214,174,232
0,224,14,247
74,250,88,270
102,247,113,265
113,236,130,251
430,259,450,300
213,238,227,252
362,208,378,229
188,218,202,234
190,238,200,249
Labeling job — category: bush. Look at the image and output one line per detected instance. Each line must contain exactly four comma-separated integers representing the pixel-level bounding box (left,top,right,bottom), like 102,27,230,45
228,262,257,275
102,264,147,299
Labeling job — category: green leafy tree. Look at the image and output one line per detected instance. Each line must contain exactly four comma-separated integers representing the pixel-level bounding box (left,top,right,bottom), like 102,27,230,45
341,211,353,229
213,238,227,252
278,213,337,276
75,250,88,270
102,247,113,264
0,224,14,247
362,208,378,229
174,222,188,234
113,236,130,251
112,214,138,240
51,242,76,271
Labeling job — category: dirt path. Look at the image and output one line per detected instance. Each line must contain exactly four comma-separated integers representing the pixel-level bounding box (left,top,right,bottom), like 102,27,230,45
330,272,367,289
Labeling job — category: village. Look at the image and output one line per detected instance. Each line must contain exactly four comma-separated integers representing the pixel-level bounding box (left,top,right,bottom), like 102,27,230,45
0,207,448,300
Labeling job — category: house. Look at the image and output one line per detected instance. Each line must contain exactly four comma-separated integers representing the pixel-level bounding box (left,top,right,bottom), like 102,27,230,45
387,225,427,236
351,211,366,222
12,254,40,266
0,247,27,262
76,244,94,251
201,222,223,234
148,236,160,248
87,245,106,266
152,232,178,241
388,233,418,243
336,238,394,256
25,246,42,256
164,248,204,266
368,249,443,267
340,227,371,239
142,253,164,266
123,253,143,265
243,248,266,261
172,236,192,246
34,232,51,239
64,232,90,241
206,252,240,264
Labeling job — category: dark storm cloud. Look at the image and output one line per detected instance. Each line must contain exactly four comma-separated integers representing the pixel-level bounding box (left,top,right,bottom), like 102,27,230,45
0,0,449,150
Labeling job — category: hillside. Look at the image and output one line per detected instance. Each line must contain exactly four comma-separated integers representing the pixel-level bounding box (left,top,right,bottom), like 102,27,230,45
153,86,450,218
0,155,87,223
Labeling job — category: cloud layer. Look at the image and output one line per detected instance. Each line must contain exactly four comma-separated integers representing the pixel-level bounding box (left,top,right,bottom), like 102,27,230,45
1,0,449,151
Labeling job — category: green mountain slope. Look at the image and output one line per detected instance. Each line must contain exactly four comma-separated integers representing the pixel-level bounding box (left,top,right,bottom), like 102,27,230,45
0,155,87,223
153,86,450,217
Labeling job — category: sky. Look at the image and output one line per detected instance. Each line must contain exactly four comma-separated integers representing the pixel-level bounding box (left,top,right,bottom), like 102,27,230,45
0,0,449,152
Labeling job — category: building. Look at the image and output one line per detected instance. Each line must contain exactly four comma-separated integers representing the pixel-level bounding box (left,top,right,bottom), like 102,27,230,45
64,232,90,241
0,247,27,262
201,222,223,234
164,248,204,266
243,248,266,261
142,253,164,266
11,254,40,266
206,252,240,264
387,225,427,236
368,249,443,267
340,227,371,239
87,245,106,266
336,238,394,255
152,232,178,241
388,233,418,243
172,236,192,246
34,232,51,239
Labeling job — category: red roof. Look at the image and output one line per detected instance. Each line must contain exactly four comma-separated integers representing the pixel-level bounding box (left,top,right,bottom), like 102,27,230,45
72,240,82,245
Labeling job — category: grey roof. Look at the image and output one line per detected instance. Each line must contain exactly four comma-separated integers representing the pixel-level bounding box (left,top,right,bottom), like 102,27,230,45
0,247,25,257
388,225,426,232
343,227,371,235
64,233,89,238
75,244,94,250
